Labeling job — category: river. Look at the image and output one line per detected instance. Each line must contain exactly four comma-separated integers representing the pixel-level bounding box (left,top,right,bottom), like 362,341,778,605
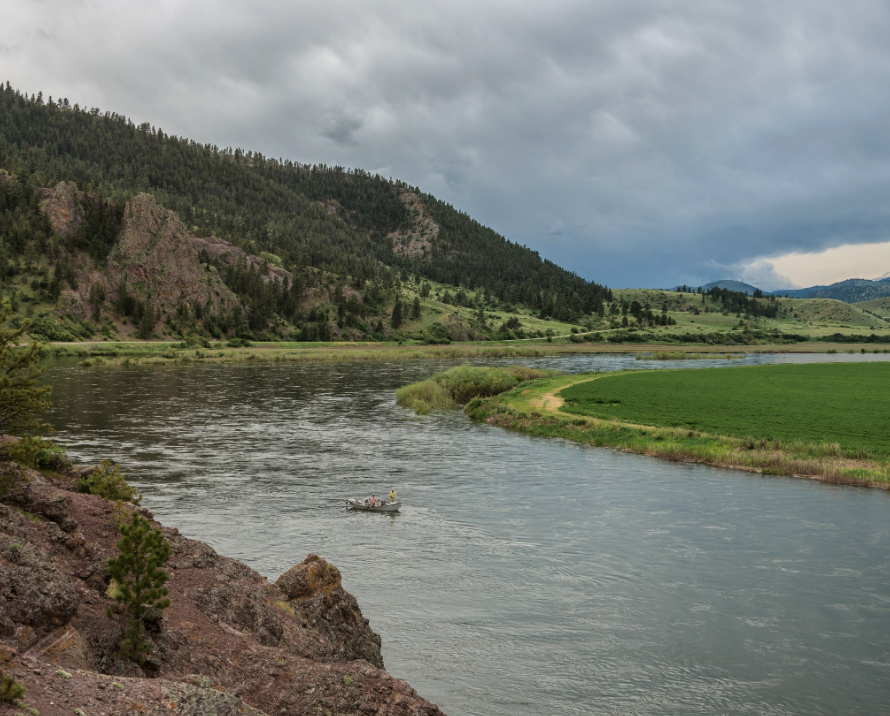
42,352,890,716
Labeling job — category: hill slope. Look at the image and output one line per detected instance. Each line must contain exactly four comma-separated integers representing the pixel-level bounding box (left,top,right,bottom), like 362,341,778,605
0,83,609,323
771,277,890,303
701,280,761,294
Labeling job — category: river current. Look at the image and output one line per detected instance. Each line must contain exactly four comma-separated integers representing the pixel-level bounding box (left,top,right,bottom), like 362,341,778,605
42,352,890,716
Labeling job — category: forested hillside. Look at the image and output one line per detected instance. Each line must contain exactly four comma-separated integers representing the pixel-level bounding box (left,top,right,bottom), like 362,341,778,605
0,82,610,327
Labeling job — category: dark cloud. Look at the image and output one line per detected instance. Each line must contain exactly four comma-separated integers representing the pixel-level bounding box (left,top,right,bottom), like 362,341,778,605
4,0,890,287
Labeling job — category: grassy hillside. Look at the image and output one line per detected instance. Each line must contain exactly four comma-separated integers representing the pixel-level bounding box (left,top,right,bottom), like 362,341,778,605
856,297,890,320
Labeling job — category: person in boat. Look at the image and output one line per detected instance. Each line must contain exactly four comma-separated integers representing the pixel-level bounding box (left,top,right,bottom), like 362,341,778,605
389,489,397,503
369,494,378,506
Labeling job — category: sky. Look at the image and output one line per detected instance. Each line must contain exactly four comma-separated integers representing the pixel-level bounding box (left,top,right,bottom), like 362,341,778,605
4,0,890,290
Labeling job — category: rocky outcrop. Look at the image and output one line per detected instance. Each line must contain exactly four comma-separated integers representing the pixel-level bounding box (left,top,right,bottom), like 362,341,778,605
39,182,85,239
103,194,239,316
190,234,292,285
0,461,445,716
389,192,438,259
277,554,383,667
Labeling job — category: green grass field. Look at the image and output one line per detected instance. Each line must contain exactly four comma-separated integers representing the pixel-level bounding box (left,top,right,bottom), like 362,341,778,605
559,363,890,455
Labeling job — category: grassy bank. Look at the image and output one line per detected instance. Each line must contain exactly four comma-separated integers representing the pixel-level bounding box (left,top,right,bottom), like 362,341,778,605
461,367,890,488
396,365,558,414
42,338,890,367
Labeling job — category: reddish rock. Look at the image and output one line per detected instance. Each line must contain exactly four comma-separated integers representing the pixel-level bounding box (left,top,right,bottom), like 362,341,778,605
190,234,292,285
0,460,445,716
39,181,84,239
104,194,239,316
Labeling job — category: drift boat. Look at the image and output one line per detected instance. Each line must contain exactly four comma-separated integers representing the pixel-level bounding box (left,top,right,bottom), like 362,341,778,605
346,498,401,513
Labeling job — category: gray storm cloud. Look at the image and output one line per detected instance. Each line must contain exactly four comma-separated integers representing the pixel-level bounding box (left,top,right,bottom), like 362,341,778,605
4,0,890,287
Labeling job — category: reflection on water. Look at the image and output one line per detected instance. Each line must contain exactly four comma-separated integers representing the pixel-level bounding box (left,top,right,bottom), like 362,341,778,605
43,353,890,716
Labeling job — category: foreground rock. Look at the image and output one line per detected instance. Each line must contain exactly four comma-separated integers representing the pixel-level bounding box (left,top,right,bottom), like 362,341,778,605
0,461,444,715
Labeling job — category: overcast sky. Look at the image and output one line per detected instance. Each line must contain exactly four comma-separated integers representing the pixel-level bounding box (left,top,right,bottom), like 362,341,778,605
4,0,890,289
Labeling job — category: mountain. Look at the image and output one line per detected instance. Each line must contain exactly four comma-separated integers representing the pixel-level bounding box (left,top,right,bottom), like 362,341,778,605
0,83,610,342
669,280,763,294
770,278,890,303
700,280,761,294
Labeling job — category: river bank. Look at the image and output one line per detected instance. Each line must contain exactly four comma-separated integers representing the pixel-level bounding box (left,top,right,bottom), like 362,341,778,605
463,370,890,489
42,339,890,368
0,457,444,716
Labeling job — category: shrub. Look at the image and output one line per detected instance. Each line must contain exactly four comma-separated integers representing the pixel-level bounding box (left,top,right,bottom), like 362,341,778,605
78,461,142,504
107,513,172,660
396,365,558,414
0,670,25,701
177,337,211,349
36,442,69,470
2,436,52,469
226,337,252,348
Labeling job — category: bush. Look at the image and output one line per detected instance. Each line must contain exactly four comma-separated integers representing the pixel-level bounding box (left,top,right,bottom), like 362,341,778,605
226,337,252,348
107,512,171,660
420,322,452,344
396,365,558,414
36,441,69,470
27,312,94,342
0,670,25,701
78,460,142,504
177,336,211,349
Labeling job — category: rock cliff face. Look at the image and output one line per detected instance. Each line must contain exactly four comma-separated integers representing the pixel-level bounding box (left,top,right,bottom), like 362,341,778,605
104,194,239,316
0,461,444,716
388,192,438,259
37,184,309,324
191,235,292,286
39,182,85,240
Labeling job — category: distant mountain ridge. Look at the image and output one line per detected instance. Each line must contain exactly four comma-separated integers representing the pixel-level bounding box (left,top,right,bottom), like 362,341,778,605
671,280,761,294
677,276,890,303
770,277,890,303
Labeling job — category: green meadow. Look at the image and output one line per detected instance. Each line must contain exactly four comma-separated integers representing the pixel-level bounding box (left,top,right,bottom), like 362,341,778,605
456,363,890,486
559,363,890,456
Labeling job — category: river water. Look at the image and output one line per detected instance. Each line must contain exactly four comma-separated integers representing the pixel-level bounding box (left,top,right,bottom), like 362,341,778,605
42,352,890,716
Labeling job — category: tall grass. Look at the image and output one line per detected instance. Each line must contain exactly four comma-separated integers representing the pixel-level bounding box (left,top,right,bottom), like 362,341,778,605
396,365,557,414
636,351,745,361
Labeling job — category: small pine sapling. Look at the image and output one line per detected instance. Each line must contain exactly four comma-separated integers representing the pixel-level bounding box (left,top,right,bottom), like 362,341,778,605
107,513,172,660
0,670,25,701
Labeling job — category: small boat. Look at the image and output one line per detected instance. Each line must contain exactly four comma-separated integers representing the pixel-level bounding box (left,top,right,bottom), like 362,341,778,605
346,498,401,513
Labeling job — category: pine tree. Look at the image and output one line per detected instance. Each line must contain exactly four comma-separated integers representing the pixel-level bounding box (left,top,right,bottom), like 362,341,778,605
391,297,403,328
107,513,171,660
0,670,26,701
89,282,106,322
137,302,154,339
412,296,421,319
0,299,52,437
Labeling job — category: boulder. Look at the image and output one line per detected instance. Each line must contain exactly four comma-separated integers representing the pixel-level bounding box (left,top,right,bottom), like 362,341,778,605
277,554,383,667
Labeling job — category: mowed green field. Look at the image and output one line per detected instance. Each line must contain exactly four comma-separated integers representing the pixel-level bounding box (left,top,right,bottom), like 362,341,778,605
559,363,890,454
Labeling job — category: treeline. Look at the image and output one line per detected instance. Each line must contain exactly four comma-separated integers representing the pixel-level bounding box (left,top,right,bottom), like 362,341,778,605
702,286,779,319
0,82,610,317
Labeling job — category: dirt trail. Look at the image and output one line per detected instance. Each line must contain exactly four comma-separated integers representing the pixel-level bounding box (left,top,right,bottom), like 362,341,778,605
527,375,598,414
